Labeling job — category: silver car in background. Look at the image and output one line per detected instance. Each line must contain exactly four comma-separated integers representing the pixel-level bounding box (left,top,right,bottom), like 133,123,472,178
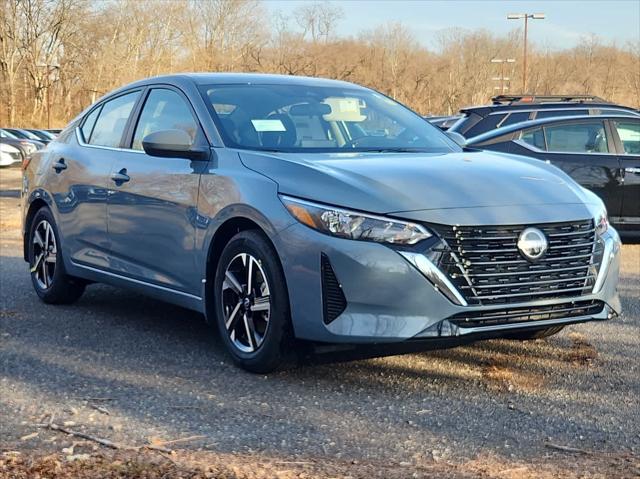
22,74,621,372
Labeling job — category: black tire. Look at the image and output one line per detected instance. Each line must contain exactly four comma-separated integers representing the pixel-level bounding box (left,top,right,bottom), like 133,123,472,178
503,325,565,340
213,230,293,373
28,206,85,304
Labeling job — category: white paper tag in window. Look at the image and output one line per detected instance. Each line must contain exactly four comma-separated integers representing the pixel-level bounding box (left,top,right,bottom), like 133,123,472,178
251,119,286,132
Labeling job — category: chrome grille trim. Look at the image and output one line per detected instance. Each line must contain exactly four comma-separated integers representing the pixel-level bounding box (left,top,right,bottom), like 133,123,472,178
449,300,605,328
432,219,602,306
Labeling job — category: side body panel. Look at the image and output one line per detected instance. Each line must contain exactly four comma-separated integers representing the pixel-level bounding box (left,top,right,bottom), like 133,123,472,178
506,141,624,222
45,131,114,269
106,150,205,293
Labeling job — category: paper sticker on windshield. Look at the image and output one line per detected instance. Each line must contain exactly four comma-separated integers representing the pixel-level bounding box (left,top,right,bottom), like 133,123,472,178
251,119,286,132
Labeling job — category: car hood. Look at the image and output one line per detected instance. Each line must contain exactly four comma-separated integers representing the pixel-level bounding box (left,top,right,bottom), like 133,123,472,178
239,149,594,218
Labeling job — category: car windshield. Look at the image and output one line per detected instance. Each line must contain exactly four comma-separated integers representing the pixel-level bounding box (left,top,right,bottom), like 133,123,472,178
1,129,19,139
200,84,458,154
28,129,54,140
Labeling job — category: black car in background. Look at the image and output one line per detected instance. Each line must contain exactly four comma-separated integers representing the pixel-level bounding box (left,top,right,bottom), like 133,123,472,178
450,95,640,138
466,115,640,236
425,115,462,131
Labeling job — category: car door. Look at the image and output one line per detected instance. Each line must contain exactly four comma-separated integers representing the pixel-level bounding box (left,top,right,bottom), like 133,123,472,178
610,118,640,229
106,86,208,294
48,90,141,269
518,119,623,222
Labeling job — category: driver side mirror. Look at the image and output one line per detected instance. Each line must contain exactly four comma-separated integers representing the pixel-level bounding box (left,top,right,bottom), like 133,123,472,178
142,129,208,161
445,131,467,147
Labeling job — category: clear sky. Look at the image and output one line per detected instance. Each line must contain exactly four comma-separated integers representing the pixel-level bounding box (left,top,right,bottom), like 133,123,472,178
265,0,640,50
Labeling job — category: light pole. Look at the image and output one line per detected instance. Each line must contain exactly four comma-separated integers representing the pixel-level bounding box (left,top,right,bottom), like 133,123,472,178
491,58,515,95
507,13,545,92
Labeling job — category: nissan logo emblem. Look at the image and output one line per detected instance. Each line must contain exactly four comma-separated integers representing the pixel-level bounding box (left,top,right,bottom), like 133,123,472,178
517,227,548,261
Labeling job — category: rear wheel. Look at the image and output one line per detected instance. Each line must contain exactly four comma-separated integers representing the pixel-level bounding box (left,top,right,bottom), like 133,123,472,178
503,325,565,340
213,230,292,373
28,207,85,304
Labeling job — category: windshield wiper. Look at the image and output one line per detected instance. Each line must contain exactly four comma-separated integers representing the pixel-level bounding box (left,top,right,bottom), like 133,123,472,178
354,148,432,153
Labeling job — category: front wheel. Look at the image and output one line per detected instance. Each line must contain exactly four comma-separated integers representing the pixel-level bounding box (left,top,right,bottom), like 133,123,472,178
213,230,293,373
28,206,85,304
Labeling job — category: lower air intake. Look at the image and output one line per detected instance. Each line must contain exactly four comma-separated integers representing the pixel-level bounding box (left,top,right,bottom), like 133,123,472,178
321,253,347,324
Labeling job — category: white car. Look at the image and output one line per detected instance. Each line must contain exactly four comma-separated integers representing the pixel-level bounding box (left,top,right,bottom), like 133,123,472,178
0,143,23,167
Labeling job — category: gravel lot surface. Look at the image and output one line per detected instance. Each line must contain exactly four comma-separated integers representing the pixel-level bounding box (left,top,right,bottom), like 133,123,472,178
1,166,639,478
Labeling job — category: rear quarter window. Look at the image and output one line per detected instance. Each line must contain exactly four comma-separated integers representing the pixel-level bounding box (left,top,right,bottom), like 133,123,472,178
520,127,546,150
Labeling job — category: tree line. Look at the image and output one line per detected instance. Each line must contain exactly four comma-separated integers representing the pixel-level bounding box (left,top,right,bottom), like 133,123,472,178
1,0,639,128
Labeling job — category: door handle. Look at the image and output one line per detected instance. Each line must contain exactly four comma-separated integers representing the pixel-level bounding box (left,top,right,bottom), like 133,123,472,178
625,167,640,175
52,158,67,172
110,168,130,184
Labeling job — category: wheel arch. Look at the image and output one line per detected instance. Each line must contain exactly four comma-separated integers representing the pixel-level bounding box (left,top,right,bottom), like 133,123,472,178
23,196,51,261
203,215,285,324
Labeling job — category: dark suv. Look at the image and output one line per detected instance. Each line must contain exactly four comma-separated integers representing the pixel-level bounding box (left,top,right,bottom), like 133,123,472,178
450,95,640,138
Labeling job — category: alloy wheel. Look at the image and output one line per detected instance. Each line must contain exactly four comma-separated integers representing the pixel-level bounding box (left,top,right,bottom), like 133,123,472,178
31,219,57,289
221,253,271,353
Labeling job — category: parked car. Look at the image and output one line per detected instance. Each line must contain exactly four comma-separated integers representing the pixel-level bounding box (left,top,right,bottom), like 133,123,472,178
45,129,62,136
3,128,48,143
0,142,23,167
425,115,462,131
25,129,56,144
450,94,640,138
466,115,640,236
0,129,43,159
22,74,621,372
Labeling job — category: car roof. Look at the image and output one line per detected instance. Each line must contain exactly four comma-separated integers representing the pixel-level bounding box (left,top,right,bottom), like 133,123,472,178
466,114,639,145
459,100,637,116
107,73,364,96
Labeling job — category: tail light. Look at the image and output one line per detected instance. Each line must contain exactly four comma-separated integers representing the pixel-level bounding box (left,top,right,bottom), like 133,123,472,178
22,154,31,170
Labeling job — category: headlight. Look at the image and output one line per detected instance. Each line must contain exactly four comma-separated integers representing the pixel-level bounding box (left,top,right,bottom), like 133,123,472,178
588,203,608,236
281,195,432,245
0,143,20,154
595,208,608,236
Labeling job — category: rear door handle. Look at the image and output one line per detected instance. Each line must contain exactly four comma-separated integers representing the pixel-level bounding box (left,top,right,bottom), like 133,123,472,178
110,168,130,184
625,167,640,175
52,158,67,172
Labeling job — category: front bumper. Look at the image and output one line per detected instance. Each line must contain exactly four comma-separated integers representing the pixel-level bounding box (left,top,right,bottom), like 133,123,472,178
276,222,621,343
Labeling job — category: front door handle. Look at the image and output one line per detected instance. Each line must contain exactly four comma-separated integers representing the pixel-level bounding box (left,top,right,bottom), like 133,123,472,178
110,168,130,184
625,167,640,175
52,158,67,172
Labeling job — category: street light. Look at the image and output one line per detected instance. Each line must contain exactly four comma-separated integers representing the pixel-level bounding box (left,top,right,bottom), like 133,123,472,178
507,13,545,92
491,58,516,94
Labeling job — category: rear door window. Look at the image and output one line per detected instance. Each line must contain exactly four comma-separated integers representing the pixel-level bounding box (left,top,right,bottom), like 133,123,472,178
89,91,140,148
543,121,610,153
500,112,530,127
535,109,585,119
613,120,640,154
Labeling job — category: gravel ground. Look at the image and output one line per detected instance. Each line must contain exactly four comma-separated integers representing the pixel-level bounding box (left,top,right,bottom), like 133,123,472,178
1,166,639,478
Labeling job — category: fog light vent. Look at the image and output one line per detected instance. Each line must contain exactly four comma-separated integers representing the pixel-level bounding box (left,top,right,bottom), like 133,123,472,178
321,253,346,324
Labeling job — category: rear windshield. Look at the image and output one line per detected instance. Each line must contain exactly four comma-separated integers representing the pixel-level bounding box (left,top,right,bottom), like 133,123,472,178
200,84,458,154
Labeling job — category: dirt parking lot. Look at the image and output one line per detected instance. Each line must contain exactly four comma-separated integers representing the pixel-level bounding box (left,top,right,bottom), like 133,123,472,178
1,166,639,478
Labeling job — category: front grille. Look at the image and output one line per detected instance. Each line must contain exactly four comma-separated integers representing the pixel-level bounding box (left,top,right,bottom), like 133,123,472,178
432,220,602,305
321,254,347,324
449,300,605,328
